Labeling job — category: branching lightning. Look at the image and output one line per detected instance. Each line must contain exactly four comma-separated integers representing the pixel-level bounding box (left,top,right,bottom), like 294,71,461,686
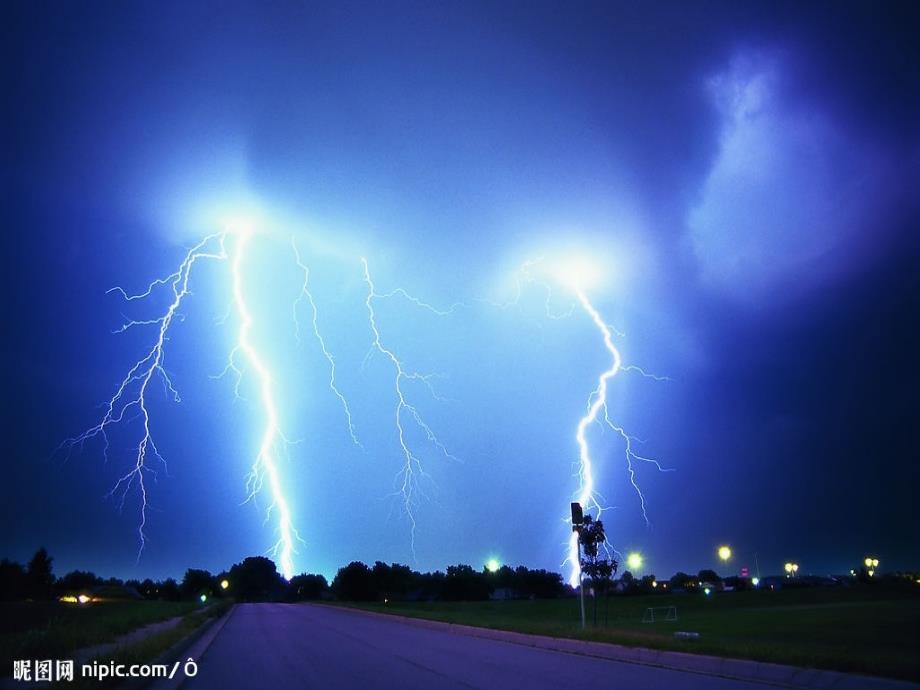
59,233,228,561
62,226,302,578
291,238,361,448
361,258,457,558
565,283,672,587
62,212,669,582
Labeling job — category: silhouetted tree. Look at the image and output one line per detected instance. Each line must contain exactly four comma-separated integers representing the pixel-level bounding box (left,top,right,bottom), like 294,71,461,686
157,578,181,601
443,564,491,601
669,571,696,590
56,570,102,596
332,561,377,601
181,569,215,600
698,569,721,583
228,557,285,601
288,574,329,601
575,516,617,624
139,578,157,599
0,559,27,601
26,548,55,600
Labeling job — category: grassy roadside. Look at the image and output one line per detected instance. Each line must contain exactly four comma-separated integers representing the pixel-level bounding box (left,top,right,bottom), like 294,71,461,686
336,586,920,682
2,600,203,674
67,600,232,689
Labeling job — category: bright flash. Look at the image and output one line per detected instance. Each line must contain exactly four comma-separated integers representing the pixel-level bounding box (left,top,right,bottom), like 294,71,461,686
553,256,603,290
486,558,501,573
626,552,643,571
718,545,732,561
220,579,229,590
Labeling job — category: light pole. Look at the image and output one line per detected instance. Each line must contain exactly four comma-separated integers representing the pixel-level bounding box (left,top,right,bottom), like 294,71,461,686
572,502,586,630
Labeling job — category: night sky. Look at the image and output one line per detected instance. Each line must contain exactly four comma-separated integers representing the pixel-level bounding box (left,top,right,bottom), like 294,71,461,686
2,1,917,583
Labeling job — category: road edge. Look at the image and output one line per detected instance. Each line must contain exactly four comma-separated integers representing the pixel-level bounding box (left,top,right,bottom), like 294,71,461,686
143,604,237,690
314,604,919,690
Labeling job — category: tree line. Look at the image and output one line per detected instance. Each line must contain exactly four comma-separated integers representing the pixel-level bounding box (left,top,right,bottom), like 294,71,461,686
0,549,565,603
5,547,890,604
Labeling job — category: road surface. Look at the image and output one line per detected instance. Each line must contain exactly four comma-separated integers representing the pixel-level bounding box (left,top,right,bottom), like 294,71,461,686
183,603,769,690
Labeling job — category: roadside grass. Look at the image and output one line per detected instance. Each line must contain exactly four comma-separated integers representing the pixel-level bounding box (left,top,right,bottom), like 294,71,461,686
1,600,202,675
338,585,920,682
66,600,232,689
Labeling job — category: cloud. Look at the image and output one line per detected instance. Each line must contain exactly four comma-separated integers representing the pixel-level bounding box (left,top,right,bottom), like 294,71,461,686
688,52,893,300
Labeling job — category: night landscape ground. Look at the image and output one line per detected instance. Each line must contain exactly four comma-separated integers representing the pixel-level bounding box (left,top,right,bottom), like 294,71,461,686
342,586,920,682
4,1,918,689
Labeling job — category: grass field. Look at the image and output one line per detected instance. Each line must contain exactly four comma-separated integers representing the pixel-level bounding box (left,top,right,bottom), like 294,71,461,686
342,585,920,682
0,600,202,675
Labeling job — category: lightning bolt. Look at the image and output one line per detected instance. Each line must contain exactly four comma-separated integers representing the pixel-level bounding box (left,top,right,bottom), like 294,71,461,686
59,233,228,561
62,226,303,578
228,226,299,580
291,237,361,448
361,258,456,559
566,284,672,587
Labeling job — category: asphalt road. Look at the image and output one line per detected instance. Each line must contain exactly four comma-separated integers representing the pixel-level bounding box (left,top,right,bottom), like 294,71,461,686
182,603,770,690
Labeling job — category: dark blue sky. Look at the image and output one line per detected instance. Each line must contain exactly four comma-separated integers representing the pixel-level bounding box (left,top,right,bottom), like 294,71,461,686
2,1,917,582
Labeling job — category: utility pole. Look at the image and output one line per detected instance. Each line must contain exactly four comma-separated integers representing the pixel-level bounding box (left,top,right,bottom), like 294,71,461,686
572,502,586,630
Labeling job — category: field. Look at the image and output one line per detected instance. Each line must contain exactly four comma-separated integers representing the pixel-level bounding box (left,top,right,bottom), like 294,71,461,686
343,585,920,682
0,600,200,674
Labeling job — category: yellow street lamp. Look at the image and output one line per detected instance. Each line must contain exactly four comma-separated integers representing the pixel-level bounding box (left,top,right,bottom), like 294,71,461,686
717,545,732,562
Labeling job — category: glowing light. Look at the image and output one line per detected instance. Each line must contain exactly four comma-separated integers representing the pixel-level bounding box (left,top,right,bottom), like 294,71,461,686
220,579,229,590
703,587,712,596
199,594,207,603
626,552,643,571
718,545,732,561
651,580,658,588
486,558,501,573
78,594,91,604
554,256,603,290
751,577,760,586
361,258,456,559
864,557,873,568
59,595,78,603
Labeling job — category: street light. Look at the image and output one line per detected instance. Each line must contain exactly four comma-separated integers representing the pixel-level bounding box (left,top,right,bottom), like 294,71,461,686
626,552,643,571
718,545,732,562
220,579,229,590
784,562,799,577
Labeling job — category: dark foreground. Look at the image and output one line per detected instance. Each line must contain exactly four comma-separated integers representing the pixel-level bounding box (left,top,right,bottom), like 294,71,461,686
184,603,767,690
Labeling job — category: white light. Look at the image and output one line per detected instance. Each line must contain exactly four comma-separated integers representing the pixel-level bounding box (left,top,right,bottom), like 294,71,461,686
486,558,501,573
553,256,602,290
751,577,760,586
